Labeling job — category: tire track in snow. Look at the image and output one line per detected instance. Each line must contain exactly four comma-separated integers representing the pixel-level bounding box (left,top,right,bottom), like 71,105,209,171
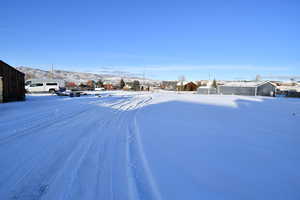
0,95,127,144
1,94,160,200
92,95,155,200
125,95,162,200
0,95,118,143
41,96,135,200
93,95,139,200
3,96,131,199
0,97,123,190
0,99,100,144
5,109,108,200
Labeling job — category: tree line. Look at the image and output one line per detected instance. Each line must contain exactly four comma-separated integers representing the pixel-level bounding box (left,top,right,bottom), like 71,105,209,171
66,79,144,91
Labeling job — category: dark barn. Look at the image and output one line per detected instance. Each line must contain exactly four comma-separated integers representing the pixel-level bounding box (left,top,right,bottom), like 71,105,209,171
0,60,25,103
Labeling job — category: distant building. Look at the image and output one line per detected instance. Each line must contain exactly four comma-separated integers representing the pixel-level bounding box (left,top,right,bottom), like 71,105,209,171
197,80,211,86
197,86,217,94
218,81,276,96
197,81,218,94
103,81,114,90
277,85,300,97
123,84,132,91
176,81,198,91
161,81,177,90
140,84,150,91
286,90,300,97
0,60,25,103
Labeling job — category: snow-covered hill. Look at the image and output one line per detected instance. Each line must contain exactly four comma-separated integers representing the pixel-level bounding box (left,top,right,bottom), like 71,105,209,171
16,66,158,84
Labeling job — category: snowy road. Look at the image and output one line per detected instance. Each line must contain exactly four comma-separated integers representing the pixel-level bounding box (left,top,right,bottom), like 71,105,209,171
0,92,300,200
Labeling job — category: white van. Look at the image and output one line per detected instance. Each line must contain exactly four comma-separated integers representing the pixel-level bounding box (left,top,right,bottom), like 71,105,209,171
25,79,65,93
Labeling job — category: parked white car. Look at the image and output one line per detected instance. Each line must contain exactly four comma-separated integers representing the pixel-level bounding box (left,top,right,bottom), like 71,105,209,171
95,87,105,91
25,79,65,93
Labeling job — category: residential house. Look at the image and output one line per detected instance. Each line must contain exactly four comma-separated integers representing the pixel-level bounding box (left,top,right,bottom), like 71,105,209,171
103,81,114,90
176,81,198,91
160,81,177,91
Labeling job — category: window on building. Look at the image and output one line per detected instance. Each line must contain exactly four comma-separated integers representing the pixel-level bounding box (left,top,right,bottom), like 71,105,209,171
46,83,58,86
30,83,43,87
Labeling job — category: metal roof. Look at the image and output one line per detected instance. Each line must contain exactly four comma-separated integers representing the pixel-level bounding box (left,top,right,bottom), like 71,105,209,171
220,81,275,88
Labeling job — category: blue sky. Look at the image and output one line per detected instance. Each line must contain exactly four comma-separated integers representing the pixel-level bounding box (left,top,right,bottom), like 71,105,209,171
1,0,300,80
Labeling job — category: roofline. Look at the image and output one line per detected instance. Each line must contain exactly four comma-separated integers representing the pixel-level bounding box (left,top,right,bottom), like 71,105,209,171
219,85,258,88
0,60,25,76
256,81,277,87
219,81,277,88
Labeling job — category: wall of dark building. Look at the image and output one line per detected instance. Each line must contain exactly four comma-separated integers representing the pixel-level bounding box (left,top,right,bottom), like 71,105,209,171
0,60,25,102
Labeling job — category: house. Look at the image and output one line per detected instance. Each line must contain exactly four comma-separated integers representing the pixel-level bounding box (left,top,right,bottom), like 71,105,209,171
123,83,132,91
0,60,25,103
103,81,114,90
277,85,300,97
197,80,211,86
140,84,150,91
286,90,300,97
218,81,276,96
176,81,198,91
160,81,177,90
197,81,218,94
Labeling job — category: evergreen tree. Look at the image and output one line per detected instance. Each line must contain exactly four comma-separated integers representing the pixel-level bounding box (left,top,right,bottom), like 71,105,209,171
212,79,217,88
132,80,140,91
120,79,125,89
96,80,104,87
79,83,87,89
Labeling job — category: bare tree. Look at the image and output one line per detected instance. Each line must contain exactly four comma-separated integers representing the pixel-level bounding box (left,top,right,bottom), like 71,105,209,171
255,74,261,82
96,80,104,88
86,80,95,89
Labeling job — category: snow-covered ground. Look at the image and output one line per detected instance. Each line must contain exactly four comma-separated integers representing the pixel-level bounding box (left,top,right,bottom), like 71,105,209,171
0,91,299,200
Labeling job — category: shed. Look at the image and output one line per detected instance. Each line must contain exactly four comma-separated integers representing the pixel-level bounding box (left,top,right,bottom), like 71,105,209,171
218,81,276,96
0,60,25,103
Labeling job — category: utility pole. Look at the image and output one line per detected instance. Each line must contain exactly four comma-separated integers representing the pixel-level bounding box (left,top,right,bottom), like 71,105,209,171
51,64,54,79
142,71,148,91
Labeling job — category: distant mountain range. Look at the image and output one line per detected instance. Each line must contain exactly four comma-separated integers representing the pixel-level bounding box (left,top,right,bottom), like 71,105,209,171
16,66,157,84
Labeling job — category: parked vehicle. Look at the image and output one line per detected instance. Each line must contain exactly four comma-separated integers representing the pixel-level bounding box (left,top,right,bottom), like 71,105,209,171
25,79,65,93
56,90,81,97
95,87,105,91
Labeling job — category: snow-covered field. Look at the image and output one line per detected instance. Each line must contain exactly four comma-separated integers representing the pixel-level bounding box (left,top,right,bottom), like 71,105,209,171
0,91,299,200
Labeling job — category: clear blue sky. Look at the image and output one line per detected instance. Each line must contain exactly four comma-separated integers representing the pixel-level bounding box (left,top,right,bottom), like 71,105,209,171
1,0,299,80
